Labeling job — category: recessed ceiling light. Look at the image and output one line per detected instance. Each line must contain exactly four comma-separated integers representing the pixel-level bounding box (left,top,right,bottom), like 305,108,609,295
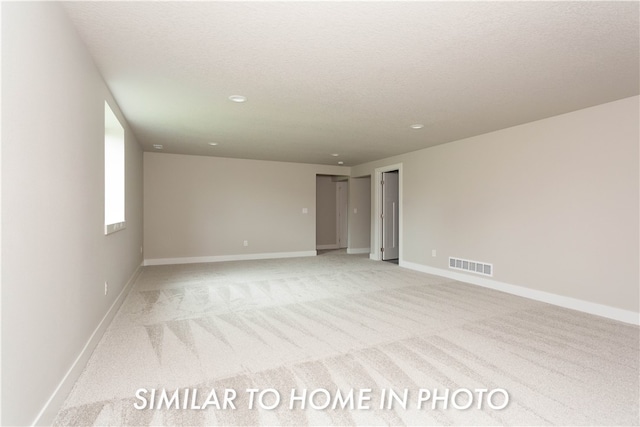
331,153,339,157
338,161,344,165
228,95,247,103
410,124,424,129
208,142,218,146
153,144,163,150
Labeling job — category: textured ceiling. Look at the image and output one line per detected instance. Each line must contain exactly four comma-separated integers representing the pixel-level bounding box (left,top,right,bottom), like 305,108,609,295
63,1,639,166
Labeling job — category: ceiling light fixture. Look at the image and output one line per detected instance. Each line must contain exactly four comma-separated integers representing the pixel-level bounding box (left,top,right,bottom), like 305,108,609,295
228,95,247,103
208,142,218,146
338,161,344,165
153,144,163,150
410,124,424,129
331,153,339,157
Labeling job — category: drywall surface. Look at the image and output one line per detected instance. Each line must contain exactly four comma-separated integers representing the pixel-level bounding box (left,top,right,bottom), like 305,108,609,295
348,176,371,250
316,175,338,247
1,3,143,425
352,96,639,313
144,153,349,260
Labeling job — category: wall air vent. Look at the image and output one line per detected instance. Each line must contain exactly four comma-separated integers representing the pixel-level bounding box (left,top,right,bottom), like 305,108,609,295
449,257,493,277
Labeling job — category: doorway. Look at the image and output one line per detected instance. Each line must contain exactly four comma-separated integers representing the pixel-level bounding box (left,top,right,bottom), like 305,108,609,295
316,175,349,251
373,164,402,262
381,170,399,262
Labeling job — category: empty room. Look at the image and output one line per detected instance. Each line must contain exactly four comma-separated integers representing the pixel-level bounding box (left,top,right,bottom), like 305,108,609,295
1,1,639,426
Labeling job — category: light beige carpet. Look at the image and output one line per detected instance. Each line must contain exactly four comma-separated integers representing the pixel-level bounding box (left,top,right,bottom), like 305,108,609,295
54,250,639,426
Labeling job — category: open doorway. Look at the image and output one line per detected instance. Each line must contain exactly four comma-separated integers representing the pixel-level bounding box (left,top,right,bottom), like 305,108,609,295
381,170,399,263
372,164,402,263
316,175,349,251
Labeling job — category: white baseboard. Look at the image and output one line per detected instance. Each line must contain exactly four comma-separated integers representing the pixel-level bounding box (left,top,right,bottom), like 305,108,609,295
144,250,317,266
347,248,370,254
400,260,639,326
316,244,339,250
33,263,143,426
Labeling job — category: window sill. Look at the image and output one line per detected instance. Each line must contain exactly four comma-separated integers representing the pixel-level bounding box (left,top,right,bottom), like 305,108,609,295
105,221,126,235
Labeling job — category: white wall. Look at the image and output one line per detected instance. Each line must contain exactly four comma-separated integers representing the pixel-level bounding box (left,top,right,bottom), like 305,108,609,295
336,181,348,249
1,3,144,425
352,96,639,315
1,6,636,425
348,176,371,251
144,153,349,262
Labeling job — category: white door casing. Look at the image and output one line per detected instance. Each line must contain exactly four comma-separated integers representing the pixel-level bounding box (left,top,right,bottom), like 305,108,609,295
372,163,402,261
382,171,399,260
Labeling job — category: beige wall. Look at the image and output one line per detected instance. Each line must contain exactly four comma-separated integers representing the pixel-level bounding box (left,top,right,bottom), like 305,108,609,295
348,176,371,250
1,3,144,425
144,153,349,261
1,6,636,425
353,96,639,313
316,175,338,247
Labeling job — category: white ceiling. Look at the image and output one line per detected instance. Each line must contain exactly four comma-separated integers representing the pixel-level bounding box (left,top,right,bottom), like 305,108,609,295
63,1,639,166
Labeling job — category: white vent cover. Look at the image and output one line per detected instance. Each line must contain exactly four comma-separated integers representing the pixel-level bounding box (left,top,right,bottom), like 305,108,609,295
449,257,493,277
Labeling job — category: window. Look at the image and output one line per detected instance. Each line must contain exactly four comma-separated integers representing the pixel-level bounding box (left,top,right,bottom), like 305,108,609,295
104,101,125,234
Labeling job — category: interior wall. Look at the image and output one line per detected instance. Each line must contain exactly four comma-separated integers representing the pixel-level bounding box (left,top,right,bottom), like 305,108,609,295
144,153,349,261
336,181,348,248
352,96,639,313
348,176,371,251
1,2,144,425
316,175,338,248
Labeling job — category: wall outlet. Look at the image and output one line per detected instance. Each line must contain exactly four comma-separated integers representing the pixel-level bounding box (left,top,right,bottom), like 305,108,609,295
354,208,358,214
104,281,109,295
432,249,437,257
302,208,308,214
243,240,249,247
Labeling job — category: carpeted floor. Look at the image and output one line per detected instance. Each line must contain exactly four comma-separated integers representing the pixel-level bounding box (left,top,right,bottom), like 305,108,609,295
54,250,639,426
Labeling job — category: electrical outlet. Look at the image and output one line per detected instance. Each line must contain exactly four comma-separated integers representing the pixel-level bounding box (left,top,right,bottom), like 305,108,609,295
104,281,108,295
243,240,249,247
302,208,308,214
432,249,437,257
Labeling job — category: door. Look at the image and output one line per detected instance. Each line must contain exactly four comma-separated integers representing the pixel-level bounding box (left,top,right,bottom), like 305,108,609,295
382,171,399,260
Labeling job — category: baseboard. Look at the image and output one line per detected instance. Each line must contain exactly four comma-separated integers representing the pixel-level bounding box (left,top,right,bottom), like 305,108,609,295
347,247,370,254
316,244,339,250
144,250,317,266
32,263,143,426
400,260,640,326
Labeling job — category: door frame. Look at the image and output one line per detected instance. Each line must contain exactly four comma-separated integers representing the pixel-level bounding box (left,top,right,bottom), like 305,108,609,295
372,163,403,261
381,170,399,260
